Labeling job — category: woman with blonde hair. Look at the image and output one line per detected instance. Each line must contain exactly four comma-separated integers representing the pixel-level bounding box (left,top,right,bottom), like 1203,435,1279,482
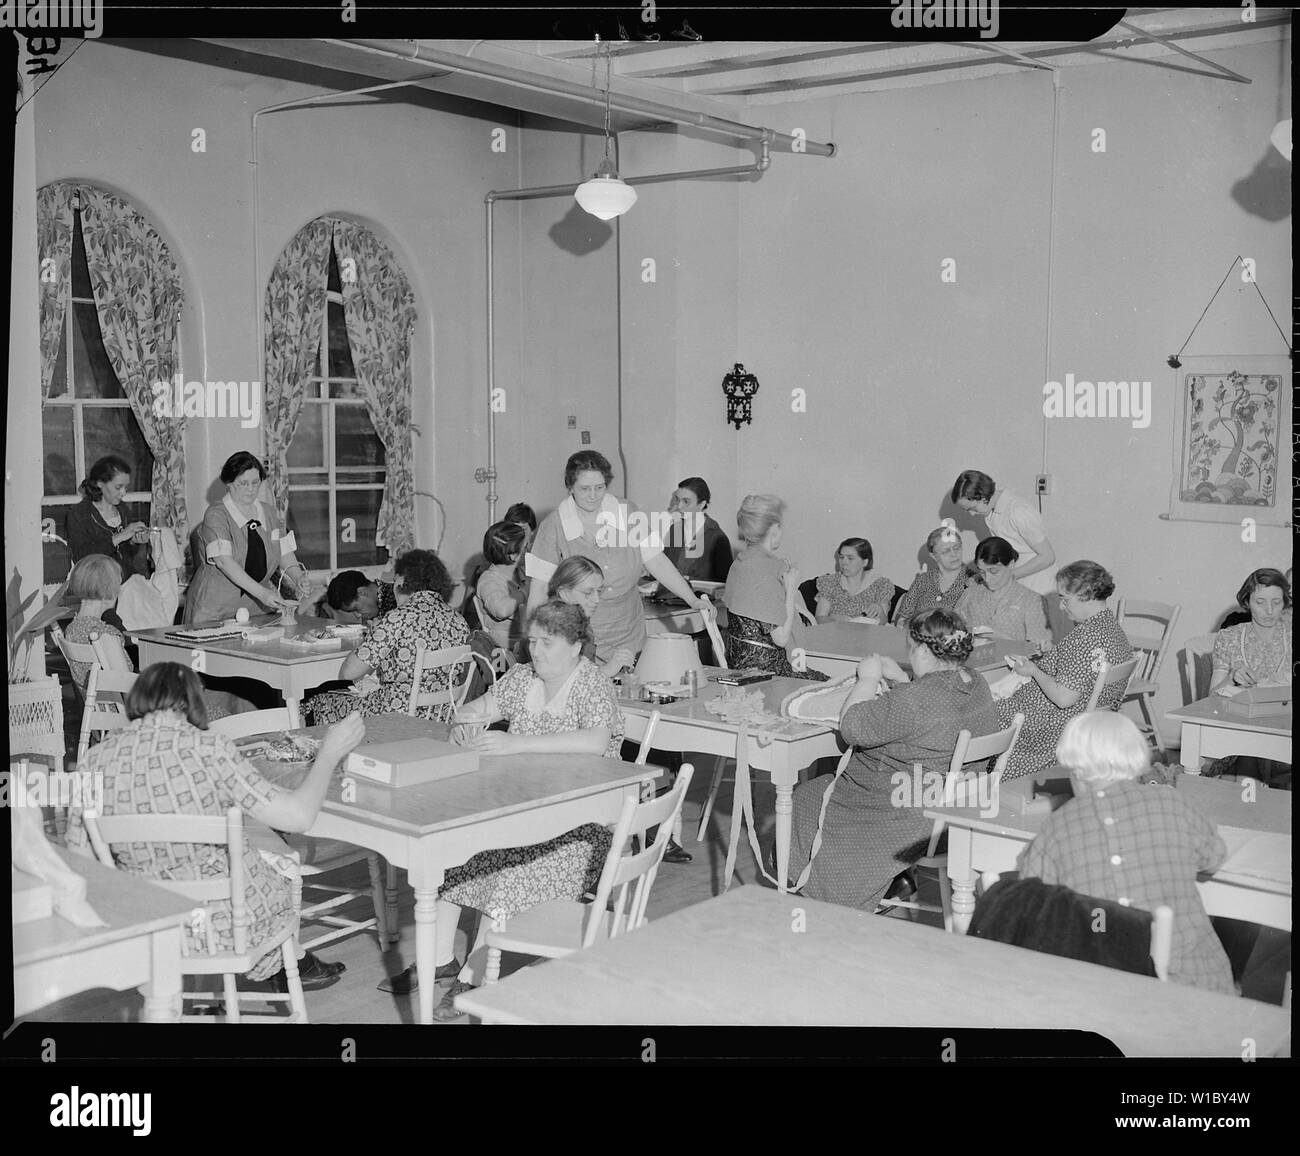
1017,711,1233,993
721,495,827,680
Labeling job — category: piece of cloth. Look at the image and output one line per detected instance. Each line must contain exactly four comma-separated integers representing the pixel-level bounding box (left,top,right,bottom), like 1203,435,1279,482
438,658,623,917
956,578,1051,646
968,874,1158,979
725,612,828,681
65,497,151,579
184,497,286,623
995,608,1133,780
530,493,659,663
116,574,172,631
306,589,470,724
661,513,733,584
723,544,791,627
788,667,1000,910
815,571,895,618
985,489,1054,595
1212,615,1293,687
64,710,296,980
1015,779,1234,993
891,566,970,626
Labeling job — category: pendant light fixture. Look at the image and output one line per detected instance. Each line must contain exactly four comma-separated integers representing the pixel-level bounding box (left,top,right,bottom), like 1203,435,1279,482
574,42,637,221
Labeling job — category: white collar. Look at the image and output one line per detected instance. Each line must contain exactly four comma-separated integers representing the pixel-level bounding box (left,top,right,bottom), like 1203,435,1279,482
223,493,266,527
558,493,626,541
524,662,584,717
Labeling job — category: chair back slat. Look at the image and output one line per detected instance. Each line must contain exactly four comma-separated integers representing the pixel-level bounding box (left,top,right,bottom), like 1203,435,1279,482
927,714,1025,855
1116,599,1181,686
407,645,475,721
1085,656,1140,711
1181,634,1217,703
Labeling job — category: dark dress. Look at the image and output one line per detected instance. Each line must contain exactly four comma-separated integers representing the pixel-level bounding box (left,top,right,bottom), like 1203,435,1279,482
789,668,1001,910
725,613,827,681
66,497,151,579
661,514,733,584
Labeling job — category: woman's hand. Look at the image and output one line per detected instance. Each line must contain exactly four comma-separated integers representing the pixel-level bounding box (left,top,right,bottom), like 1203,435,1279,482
856,655,884,681
781,566,801,594
1006,653,1037,676
603,648,636,677
114,521,147,545
1232,668,1258,688
468,731,521,755
320,713,366,763
877,655,909,682
863,601,887,622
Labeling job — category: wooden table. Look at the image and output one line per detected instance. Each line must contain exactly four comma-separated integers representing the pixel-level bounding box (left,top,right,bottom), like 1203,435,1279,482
13,848,193,1022
799,622,1034,681
248,713,656,1025
1165,695,1292,771
620,672,841,892
453,887,1291,1056
134,614,360,726
926,774,1292,934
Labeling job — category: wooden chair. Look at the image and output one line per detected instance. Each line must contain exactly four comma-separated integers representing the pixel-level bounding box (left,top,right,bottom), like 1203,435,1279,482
977,871,1173,981
406,644,475,722
83,805,309,1022
76,663,136,767
90,630,133,673
878,713,1025,930
1180,634,1217,704
1116,599,1181,754
480,763,696,986
1084,655,1141,712
208,707,395,953
625,710,686,847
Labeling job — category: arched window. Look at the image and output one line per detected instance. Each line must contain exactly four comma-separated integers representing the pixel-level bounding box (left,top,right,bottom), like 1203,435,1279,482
263,218,417,571
37,183,185,584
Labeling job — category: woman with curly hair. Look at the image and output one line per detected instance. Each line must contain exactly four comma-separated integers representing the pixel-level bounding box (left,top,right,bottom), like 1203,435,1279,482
306,549,469,724
786,608,1001,911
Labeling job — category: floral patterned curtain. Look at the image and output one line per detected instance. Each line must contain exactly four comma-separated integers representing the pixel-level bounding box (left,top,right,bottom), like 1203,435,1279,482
262,219,332,526
35,183,75,401
331,219,418,559
77,185,188,538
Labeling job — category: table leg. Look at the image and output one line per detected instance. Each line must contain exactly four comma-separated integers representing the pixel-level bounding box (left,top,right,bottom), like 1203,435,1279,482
1180,721,1203,772
944,826,977,935
774,784,793,896
141,927,183,1023
412,887,438,1025
284,694,303,729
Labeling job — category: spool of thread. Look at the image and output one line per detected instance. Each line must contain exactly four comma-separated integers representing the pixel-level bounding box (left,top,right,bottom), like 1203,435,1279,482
235,607,250,624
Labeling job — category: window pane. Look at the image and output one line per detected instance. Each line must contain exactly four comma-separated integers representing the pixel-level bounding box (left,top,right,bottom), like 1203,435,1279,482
41,504,74,585
84,406,154,491
42,408,77,497
288,403,326,469
72,301,125,399
328,378,365,400
327,244,342,293
287,490,331,570
288,470,329,486
335,489,386,569
327,300,356,380
48,315,69,399
336,405,386,468
71,212,91,298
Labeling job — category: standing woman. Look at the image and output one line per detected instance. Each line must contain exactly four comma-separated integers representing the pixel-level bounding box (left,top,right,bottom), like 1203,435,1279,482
723,495,828,681
951,470,1057,596
525,451,709,674
66,455,152,579
891,521,971,627
185,452,314,623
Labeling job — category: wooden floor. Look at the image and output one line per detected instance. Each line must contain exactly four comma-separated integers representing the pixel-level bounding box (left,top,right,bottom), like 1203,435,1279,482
22,752,1292,1025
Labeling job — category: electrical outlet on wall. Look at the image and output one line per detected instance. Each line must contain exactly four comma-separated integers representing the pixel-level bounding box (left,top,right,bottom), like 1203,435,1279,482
1035,474,1051,496
567,416,577,429
581,431,591,445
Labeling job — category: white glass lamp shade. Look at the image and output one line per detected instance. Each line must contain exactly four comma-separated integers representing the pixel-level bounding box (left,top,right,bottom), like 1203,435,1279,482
635,633,703,686
1270,119,1291,162
574,159,638,221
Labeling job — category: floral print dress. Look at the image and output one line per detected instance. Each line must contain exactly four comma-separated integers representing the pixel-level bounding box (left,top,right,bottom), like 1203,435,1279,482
65,711,297,980
307,590,470,724
995,608,1132,780
439,659,624,919
815,572,895,618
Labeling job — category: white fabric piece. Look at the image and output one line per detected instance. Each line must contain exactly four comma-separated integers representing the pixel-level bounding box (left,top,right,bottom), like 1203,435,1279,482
989,671,1031,701
116,573,174,631
11,806,106,928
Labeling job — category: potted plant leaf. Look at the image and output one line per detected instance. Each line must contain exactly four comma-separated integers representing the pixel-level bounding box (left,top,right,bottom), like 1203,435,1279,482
7,568,73,682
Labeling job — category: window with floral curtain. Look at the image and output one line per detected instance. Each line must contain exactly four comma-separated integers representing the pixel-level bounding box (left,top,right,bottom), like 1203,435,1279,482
36,182,185,583
264,217,417,570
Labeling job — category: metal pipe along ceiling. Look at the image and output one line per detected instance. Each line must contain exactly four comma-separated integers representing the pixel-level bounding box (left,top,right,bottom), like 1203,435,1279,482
325,37,837,157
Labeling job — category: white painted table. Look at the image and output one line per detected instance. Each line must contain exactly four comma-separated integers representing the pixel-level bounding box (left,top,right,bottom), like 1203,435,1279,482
926,774,1291,934
250,714,656,1025
1165,695,1292,771
800,622,1035,681
453,887,1291,1056
13,848,192,1023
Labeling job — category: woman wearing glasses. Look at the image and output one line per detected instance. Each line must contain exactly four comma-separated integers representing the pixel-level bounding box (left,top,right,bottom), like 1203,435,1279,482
184,452,315,624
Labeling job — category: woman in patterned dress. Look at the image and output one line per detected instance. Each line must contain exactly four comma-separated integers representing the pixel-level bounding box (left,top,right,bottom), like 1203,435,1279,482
65,663,365,991
814,537,895,621
1210,568,1292,693
787,608,1001,910
306,549,469,725
1017,711,1233,993
891,520,972,627
996,560,1132,781
378,601,624,1018
955,537,1053,647
722,494,828,681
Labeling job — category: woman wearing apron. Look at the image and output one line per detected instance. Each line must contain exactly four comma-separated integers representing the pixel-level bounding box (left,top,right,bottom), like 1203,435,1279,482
525,451,708,674
184,452,315,623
